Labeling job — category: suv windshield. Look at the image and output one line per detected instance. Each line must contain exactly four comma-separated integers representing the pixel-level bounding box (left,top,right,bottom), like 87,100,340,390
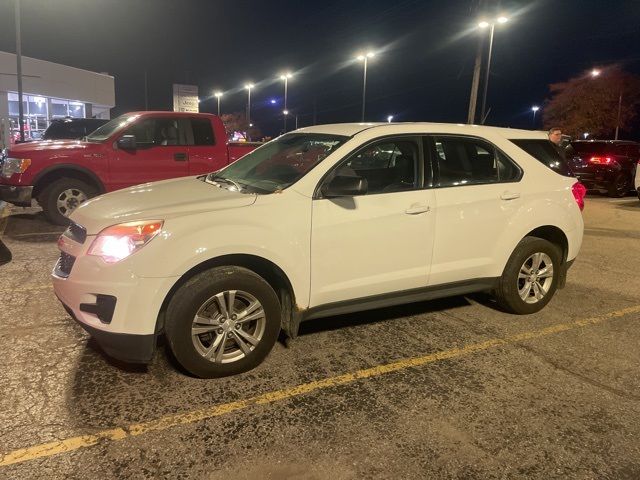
85,114,139,142
207,133,348,193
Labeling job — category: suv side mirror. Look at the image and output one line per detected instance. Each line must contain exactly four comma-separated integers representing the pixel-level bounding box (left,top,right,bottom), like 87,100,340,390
117,135,137,150
322,174,368,198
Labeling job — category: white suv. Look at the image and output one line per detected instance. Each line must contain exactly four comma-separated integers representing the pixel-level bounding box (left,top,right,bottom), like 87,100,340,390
53,123,585,378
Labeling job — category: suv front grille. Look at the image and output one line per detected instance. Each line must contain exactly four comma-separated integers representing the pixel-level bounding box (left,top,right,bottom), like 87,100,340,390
63,222,87,244
54,252,76,278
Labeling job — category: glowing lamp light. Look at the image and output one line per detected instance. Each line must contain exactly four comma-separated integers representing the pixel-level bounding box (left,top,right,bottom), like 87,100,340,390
478,21,490,28
88,221,163,263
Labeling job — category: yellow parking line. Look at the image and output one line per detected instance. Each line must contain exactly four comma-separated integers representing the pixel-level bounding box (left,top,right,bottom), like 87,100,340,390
1,304,639,468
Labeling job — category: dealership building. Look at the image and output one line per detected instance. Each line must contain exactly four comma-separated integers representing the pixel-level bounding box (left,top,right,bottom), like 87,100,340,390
0,51,115,148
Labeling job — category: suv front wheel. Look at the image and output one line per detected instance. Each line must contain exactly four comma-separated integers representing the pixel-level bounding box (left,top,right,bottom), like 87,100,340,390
165,266,281,378
494,236,562,314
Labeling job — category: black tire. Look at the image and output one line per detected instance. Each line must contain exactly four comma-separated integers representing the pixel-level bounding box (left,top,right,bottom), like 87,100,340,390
607,173,631,198
494,236,562,315
165,266,281,378
39,178,96,225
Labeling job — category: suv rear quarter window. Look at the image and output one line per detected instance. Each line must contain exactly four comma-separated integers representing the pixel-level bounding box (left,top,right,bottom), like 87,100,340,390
511,139,573,177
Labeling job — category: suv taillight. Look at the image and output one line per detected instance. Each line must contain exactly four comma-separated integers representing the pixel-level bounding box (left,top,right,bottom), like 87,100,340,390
589,156,616,165
572,182,587,211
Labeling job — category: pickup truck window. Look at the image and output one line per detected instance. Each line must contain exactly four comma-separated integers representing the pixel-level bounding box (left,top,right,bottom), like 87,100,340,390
210,133,347,193
122,118,189,147
191,118,215,145
86,114,138,142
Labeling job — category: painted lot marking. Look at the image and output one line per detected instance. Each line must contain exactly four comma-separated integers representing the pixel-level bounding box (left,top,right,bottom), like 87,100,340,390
1,304,639,468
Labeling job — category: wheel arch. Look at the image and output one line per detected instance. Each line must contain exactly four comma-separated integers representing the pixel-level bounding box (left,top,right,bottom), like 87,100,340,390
524,225,569,263
33,164,105,200
157,254,298,337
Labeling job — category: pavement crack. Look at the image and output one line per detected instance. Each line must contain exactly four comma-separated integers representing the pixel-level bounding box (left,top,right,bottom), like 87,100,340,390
515,342,640,402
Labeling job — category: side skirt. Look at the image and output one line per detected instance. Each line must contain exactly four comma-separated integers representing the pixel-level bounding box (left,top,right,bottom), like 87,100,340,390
285,278,498,340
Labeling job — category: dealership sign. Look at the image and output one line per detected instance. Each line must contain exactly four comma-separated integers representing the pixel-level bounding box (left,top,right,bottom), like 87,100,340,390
172,84,199,113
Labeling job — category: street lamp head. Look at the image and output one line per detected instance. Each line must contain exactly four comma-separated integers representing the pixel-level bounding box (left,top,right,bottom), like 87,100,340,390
497,16,508,24
214,91,223,98
283,110,289,115
531,106,540,112
357,51,375,61
478,20,490,28
280,72,293,80
591,69,601,77
387,115,394,123
245,83,254,90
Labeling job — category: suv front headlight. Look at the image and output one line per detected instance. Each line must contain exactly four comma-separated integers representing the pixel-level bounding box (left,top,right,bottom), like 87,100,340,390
1,157,31,178
87,220,164,263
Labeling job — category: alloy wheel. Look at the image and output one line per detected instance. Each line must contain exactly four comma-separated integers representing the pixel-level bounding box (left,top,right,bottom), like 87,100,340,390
517,252,554,304
191,290,266,364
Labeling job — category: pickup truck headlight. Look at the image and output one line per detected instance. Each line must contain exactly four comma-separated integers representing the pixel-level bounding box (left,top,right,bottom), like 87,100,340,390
87,220,164,263
1,158,31,178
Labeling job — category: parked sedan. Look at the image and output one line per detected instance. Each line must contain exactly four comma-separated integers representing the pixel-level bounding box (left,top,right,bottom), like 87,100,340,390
569,140,639,197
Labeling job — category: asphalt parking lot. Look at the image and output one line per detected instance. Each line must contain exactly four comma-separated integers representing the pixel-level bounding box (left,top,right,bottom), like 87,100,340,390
0,195,639,480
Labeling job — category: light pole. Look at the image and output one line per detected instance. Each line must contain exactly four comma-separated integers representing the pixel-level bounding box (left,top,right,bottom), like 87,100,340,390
356,51,375,122
591,68,623,140
214,91,223,116
478,16,508,124
531,106,539,128
244,83,254,140
280,72,292,132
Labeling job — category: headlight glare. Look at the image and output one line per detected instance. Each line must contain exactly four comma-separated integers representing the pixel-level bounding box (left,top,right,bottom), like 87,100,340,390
87,220,164,263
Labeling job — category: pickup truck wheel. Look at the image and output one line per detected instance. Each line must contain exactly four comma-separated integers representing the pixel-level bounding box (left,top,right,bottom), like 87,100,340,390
165,266,281,378
40,178,96,225
494,237,561,315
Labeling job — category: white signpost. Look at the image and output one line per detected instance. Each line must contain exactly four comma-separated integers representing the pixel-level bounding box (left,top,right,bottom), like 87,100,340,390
172,84,199,113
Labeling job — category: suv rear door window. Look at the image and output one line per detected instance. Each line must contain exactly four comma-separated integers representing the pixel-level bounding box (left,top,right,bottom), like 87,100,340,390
511,139,573,177
432,136,520,187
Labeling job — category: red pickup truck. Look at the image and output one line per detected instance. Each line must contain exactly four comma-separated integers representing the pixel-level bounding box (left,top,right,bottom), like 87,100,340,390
0,111,258,224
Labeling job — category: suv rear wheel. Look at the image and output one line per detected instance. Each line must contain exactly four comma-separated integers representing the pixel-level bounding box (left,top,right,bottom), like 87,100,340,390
39,178,96,225
494,236,562,314
165,266,281,378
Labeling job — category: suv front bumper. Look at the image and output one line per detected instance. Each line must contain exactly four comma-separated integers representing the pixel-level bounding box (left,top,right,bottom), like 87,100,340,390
0,185,33,206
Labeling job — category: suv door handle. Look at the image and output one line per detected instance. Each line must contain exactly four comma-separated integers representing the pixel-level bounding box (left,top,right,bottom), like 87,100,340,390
405,205,431,215
174,152,188,161
500,191,520,200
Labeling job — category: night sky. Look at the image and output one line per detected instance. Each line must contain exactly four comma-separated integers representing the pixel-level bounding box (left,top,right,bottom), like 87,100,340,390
0,0,639,136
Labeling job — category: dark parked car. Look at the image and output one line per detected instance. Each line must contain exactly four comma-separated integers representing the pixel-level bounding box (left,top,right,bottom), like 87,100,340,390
569,140,639,197
41,118,109,141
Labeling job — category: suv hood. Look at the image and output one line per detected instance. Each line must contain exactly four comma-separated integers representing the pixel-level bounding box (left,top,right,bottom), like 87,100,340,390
70,176,257,234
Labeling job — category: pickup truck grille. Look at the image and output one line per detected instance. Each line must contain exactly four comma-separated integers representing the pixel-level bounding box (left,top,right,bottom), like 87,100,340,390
54,252,76,278
63,222,87,244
